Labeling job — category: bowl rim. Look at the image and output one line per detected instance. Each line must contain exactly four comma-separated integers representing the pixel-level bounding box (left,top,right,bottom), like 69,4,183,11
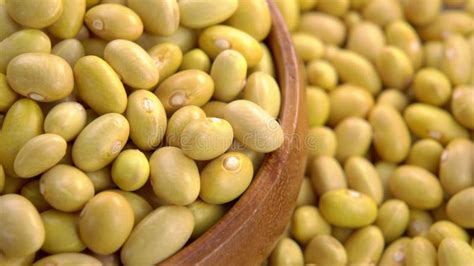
161,1,307,264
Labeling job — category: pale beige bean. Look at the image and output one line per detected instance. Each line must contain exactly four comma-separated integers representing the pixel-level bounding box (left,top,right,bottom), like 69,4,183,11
406,139,443,174
224,100,284,153
441,34,472,86
104,39,159,90
447,187,474,228
344,156,384,205
179,0,238,29
370,104,411,163
328,84,374,126
389,165,444,210
291,205,331,245
304,235,347,266
344,226,385,265
362,0,403,27
149,147,199,206
439,139,474,196
226,0,271,41
127,0,179,36
310,156,347,196
335,117,372,162
347,21,385,62
385,20,424,70
0,194,45,257
404,103,469,144
120,206,194,265
269,238,304,266
126,90,167,151
298,12,346,46
326,48,381,95
85,3,143,41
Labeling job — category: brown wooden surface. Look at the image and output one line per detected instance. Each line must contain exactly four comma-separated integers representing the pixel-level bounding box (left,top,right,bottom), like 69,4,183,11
161,1,307,265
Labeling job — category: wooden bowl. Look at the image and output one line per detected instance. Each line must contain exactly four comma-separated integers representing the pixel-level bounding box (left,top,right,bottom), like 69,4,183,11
161,1,307,265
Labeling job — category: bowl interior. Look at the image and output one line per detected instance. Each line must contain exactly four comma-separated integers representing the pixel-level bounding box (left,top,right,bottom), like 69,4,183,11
161,1,307,265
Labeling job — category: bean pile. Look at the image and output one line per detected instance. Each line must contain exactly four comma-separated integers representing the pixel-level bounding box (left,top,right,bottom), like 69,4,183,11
0,0,284,265
268,0,473,265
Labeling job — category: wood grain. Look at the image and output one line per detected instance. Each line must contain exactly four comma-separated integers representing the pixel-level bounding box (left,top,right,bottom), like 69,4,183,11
160,1,307,265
